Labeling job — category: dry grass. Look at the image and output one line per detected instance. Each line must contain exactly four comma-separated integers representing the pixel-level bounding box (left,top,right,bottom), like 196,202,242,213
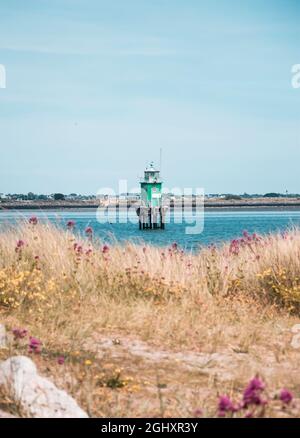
1,221,300,417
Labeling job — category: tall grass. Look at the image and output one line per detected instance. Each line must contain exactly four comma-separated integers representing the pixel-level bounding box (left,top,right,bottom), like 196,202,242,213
0,220,300,417
1,222,300,314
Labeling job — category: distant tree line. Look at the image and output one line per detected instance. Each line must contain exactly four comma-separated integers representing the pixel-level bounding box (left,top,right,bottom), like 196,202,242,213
0,192,96,201
223,193,300,200
1,192,300,201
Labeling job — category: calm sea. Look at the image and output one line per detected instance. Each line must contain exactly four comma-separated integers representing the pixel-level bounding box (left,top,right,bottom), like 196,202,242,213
1,209,300,251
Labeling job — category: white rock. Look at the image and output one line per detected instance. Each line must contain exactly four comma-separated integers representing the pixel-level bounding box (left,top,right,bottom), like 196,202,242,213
0,324,6,348
0,356,88,418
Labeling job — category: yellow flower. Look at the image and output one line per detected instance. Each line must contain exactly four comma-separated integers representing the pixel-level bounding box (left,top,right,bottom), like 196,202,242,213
85,359,92,366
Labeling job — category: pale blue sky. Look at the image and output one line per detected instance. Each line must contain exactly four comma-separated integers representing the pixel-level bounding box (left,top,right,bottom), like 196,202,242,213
0,0,300,194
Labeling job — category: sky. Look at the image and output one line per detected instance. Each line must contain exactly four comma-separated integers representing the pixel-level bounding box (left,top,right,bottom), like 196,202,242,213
0,0,300,195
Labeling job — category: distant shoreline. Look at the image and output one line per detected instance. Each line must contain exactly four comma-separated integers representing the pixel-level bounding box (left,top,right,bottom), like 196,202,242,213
2,198,300,211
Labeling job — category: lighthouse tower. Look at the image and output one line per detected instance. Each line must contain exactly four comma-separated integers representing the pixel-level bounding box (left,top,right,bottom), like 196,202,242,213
140,162,162,208
138,162,166,229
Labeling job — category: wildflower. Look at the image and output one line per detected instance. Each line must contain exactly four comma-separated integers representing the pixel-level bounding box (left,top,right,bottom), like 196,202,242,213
73,243,83,255
15,240,25,253
67,220,75,229
28,336,42,354
12,328,28,339
102,244,109,254
85,227,93,235
229,239,240,255
29,216,38,225
243,377,266,407
279,389,293,405
57,356,65,365
85,359,92,366
171,242,178,251
218,395,236,417
194,408,203,417
76,245,83,254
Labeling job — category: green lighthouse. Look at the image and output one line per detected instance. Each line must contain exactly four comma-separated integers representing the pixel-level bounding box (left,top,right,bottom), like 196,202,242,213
140,162,162,208
137,162,166,229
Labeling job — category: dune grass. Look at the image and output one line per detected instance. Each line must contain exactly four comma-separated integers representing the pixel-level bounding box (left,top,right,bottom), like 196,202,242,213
1,220,300,417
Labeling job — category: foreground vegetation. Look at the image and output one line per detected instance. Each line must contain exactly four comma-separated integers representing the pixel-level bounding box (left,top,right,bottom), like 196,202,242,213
1,219,300,417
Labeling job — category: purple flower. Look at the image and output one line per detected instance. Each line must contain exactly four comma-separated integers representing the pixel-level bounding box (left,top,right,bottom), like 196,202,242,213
229,239,240,255
28,336,42,354
29,216,38,225
74,243,83,254
15,240,25,253
243,377,266,407
67,220,75,229
279,389,293,405
102,244,109,254
57,356,65,365
194,408,202,417
218,395,236,417
246,377,265,392
12,328,28,339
